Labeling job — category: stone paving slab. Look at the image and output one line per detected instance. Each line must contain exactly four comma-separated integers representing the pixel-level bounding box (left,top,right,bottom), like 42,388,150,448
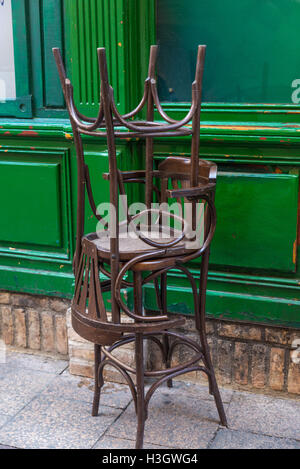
0,368,55,416
155,380,233,404
0,395,121,449
0,414,10,429
107,391,224,449
93,436,169,450
210,428,300,449
1,351,68,375
42,372,132,410
227,391,300,440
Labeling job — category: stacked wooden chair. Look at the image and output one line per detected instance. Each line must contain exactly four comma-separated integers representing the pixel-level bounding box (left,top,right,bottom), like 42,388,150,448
53,44,227,449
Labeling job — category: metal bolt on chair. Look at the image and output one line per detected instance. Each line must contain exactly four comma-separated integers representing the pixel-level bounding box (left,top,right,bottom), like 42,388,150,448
53,44,227,449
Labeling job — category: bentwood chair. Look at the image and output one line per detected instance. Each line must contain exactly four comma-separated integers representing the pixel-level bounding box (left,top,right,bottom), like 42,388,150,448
53,44,227,449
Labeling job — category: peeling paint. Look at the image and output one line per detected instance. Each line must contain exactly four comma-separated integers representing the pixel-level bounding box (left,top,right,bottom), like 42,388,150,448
18,130,39,137
293,240,297,264
202,124,281,131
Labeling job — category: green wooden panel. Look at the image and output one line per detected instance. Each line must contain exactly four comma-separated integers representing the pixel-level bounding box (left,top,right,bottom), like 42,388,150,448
42,0,65,108
83,151,111,235
28,0,66,116
143,277,300,328
0,145,72,262
0,160,61,247
65,0,126,116
83,149,126,234
157,0,300,105
0,264,74,298
210,171,299,272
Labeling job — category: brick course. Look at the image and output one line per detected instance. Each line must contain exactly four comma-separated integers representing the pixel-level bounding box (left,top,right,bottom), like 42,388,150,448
1,305,14,345
0,292,69,358
14,308,27,348
27,309,41,351
269,348,285,391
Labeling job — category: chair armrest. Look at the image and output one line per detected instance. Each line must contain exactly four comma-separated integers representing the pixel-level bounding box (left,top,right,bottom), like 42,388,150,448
103,170,144,181
103,170,164,181
166,182,216,199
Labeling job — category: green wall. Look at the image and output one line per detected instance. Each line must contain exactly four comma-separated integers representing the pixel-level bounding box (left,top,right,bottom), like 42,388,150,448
157,0,300,103
0,0,300,328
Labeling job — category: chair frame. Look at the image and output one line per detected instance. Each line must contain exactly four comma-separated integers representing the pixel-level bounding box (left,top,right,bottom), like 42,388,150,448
53,44,227,449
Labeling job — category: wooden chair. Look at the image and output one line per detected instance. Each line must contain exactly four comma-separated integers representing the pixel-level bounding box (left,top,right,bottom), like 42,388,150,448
53,44,227,449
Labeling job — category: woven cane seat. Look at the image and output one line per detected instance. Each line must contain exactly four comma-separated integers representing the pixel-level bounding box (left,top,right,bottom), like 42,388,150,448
85,225,191,261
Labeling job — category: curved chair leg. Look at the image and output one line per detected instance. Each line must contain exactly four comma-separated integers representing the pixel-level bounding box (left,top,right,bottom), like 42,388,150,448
163,333,172,388
133,273,146,448
198,250,228,427
160,273,173,388
135,333,146,449
199,328,228,427
92,344,103,416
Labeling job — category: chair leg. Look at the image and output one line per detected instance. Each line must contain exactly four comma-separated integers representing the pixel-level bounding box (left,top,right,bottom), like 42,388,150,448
92,343,103,417
134,271,143,316
160,273,172,388
162,333,172,388
198,250,228,427
135,333,146,449
198,328,228,427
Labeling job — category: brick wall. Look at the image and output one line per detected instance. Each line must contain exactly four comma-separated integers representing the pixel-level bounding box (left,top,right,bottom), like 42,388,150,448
0,292,70,357
148,318,300,396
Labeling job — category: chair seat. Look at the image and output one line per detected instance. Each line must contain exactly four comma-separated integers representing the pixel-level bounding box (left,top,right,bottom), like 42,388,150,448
85,226,190,261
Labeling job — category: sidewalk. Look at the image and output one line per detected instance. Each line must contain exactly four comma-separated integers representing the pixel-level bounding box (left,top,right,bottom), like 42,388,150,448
0,351,299,449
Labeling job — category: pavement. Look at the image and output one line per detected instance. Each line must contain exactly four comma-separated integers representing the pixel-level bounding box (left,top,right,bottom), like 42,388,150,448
0,351,299,449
